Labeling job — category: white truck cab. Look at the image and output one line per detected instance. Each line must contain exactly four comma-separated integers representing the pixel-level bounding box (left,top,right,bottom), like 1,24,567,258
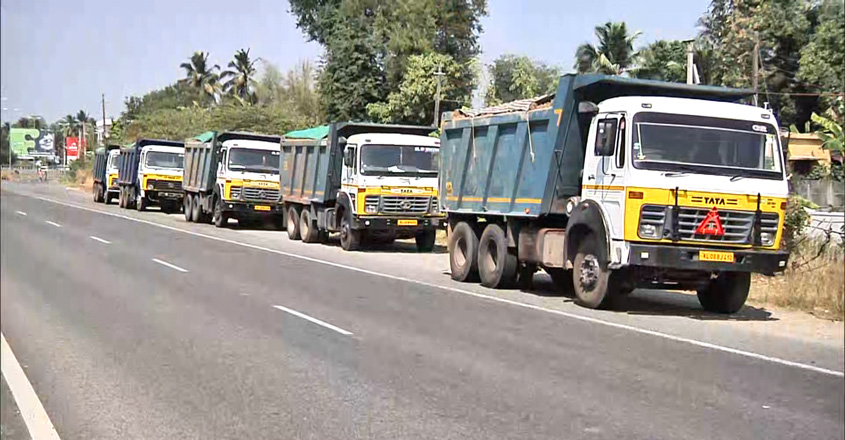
341,132,441,216
582,96,787,268
106,149,120,198
136,144,185,212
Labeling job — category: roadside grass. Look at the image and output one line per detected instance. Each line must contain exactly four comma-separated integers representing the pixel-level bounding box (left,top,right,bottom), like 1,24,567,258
749,240,844,321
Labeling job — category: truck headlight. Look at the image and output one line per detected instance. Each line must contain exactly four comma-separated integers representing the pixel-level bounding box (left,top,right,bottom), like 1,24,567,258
638,224,660,239
147,183,154,190
365,204,378,213
760,232,775,246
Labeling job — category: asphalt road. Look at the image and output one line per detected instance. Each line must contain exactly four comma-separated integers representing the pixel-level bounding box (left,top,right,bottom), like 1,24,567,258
1,185,843,439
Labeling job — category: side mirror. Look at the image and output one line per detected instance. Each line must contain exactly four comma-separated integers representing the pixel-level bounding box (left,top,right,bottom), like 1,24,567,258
595,119,618,157
343,148,356,168
578,101,599,116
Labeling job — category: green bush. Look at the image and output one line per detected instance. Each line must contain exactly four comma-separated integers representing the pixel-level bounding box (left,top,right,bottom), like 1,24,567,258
783,195,817,251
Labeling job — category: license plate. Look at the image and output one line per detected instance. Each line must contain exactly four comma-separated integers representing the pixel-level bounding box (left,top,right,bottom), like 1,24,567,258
397,219,418,226
254,205,271,212
699,250,734,263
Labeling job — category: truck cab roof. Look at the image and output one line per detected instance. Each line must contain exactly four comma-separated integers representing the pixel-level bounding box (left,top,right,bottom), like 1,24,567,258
598,96,777,124
347,132,440,147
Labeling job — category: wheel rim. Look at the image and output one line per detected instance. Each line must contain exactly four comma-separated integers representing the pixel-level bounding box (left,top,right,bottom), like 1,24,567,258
578,254,600,291
301,212,309,237
481,239,498,272
454,236,467,267
287,209,296,235
340,218,350,244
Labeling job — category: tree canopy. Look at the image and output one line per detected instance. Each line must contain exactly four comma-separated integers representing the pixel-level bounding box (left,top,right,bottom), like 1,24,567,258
485,55,559,106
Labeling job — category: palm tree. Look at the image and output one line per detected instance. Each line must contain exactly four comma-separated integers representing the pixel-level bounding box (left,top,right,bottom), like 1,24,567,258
221,48,259,104
180,51,221,105
574,22,641,75
59,114,77,137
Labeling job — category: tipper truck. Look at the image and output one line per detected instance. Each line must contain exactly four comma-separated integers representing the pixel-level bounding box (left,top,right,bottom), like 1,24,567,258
440,74,790,313
92,144,121,204
280,123,444,251
183,131,283,228
117,139,185,213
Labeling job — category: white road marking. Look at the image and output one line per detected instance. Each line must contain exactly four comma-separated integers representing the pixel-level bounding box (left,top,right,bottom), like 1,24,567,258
26,193,845,378
89,236,111,244
273,305,353,336
1,333,62,440
15,211,27,216
45,221,61,227
151,258,188,273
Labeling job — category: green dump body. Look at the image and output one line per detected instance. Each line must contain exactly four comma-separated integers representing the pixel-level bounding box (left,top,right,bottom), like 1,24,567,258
439,74,752,218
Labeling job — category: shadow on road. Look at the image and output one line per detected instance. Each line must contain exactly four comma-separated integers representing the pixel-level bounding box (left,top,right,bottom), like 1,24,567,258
521,272,777,322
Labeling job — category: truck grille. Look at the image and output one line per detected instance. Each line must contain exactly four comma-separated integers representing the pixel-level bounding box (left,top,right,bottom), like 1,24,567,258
242,186,280,202
230,186,242,199
639,205,779,244
149,180,182,191
379,196,431,214
364,195,433,214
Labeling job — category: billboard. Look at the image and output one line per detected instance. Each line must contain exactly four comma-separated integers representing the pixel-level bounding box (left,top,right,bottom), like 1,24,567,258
9,128,55,159
66,137,80,160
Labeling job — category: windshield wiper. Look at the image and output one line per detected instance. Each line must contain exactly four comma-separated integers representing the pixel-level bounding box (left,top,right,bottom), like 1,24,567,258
729,175,747,182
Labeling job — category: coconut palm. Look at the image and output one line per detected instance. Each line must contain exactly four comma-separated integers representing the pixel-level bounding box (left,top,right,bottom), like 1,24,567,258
60,114,78,137
221,48,259,104
179,51,221,104
574,22,641,75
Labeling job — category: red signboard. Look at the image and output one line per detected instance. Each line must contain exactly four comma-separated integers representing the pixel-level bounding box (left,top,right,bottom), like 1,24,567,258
66,137,79,159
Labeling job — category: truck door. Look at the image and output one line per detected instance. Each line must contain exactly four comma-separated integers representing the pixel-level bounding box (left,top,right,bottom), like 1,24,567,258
583,114,626,239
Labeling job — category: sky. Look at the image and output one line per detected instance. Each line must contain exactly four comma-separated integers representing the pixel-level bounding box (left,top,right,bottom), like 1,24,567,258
0,0,709,124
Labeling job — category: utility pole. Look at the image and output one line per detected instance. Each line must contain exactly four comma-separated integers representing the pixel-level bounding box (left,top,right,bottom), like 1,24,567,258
101,93,107,145
432,64,446,128
752,35,760,107
685,40,695,85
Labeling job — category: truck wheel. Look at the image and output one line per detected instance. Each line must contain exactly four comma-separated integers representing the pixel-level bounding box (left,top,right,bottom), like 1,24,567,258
213,195,228,228
546,268,575,296
300,209,320,243
184,194,194,222
697,272,751,314
105,192,112,205
478,223,518,288
286,205,301,240
190,194,202,223
448,221,479,282
339,213,361,251
415,229,436,252
93,185,101,203
572,236,615,309
135,192,147,212
118,187,124,208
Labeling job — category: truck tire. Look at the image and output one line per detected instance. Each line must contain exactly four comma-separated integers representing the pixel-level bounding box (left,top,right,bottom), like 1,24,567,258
93,185,102,203
184,194,194,222
273,215,285,231
415,229,436,253
136,192,147,212
286,205,301,240
697,272,751,314
105,192,113,205
213,195,228,228
339,213,361,251
449,221,479,282
190,194,202,223
572,235,616,309
119,187,127,208
478,223,518,288
300,209,320,243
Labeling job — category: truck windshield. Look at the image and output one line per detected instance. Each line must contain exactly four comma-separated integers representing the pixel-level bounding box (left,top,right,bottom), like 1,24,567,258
228,148,279,174
360,145,439,176
632,112,783,179
145,151,184,169
107,153,119,170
